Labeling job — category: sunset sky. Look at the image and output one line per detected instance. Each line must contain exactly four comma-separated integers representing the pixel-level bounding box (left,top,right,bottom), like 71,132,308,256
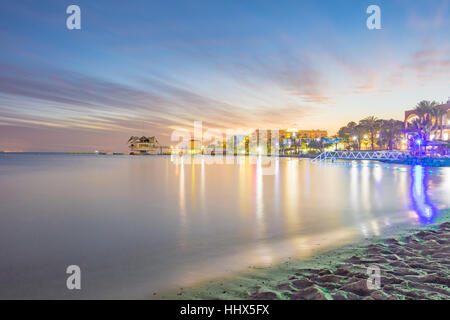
0,0,449,152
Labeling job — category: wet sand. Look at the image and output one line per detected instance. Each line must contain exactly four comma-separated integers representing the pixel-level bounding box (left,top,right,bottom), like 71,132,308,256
159,211,450,300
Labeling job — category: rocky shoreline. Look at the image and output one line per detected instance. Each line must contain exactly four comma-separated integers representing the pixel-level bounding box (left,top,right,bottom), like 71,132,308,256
159,214,450,300
249,221,450,300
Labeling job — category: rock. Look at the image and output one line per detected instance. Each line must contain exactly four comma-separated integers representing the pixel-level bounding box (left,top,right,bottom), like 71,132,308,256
384,238,400,245
318,282,340,291
289,287,328,300
405,242,426,250
420,250,436,256
385,254,402,261
438,222,450,231
331,293,347,300
295,268,319,275
391,267,420,276
316,274,344,283
275,283,292,291
389,261,408,268
391,247,414,256
404,236,420,244
423,235,439,241
408,282,450,297
346,292,362,300
370,291,390,300
415,231,430,239
318,269,332,276
250,291,277,300
345,256,363,264
382,276,404,285
291,279,314,289
334,267,352,277
342,279,372,297
417,275,450,286
431,253,450,259
382,284,396,293
365,244,383,254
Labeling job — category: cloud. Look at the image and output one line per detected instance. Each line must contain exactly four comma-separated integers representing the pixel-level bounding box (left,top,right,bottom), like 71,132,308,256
0,63,315,138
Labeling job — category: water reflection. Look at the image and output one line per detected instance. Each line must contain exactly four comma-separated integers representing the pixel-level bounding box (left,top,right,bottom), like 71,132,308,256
410,165,438,224
0,154,448,299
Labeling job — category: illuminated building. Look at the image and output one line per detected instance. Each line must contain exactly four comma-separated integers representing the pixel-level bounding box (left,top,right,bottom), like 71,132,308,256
404,99,450,141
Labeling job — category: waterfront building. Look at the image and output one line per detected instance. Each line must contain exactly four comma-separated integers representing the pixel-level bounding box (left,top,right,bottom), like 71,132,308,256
404,99,450,141
278,129,328,154
248,129,275,154
279,129,328,140
190,139,202,154
128,136,160,154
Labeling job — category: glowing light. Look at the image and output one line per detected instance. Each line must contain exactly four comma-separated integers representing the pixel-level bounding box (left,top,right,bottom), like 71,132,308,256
364,135,368,139
352,136,357,141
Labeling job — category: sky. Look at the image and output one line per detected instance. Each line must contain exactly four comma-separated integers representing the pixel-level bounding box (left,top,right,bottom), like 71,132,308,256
0,0,449,152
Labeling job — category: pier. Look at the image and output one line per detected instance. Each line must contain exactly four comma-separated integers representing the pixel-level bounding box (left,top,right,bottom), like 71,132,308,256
312,150,411,162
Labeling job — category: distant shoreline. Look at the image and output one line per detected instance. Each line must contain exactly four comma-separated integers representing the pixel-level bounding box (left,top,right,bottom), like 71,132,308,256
2,152,449,167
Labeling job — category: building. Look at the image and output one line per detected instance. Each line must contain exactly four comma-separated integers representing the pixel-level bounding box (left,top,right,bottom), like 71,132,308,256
128,136,159,154
208,128,329,156
404,99,450,141
279,129,328,140
190,139,202,154
279,129,328,154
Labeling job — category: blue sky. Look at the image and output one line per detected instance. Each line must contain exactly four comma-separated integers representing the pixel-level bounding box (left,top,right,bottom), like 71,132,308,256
0,0,449,151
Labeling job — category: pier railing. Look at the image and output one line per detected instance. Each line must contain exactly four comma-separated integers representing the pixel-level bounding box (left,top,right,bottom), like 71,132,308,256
312,150,411,162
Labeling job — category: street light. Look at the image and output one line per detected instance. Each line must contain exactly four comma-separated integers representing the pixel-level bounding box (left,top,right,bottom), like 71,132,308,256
415,139,422,155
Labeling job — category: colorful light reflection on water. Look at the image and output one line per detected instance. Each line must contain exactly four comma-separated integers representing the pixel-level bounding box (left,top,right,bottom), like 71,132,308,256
410,165,438,224
0,154,448,298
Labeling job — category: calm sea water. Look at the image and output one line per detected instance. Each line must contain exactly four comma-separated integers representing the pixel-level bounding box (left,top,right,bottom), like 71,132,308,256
0,153,448,299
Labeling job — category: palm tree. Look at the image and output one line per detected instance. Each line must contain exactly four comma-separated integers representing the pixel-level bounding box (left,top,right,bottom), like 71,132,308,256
409,117,433,154
414,100,438,120
430,105,447,140
351,124,365,150
337,121,354,150
337,121,366,150
359,116,381,150
379,119,404,150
